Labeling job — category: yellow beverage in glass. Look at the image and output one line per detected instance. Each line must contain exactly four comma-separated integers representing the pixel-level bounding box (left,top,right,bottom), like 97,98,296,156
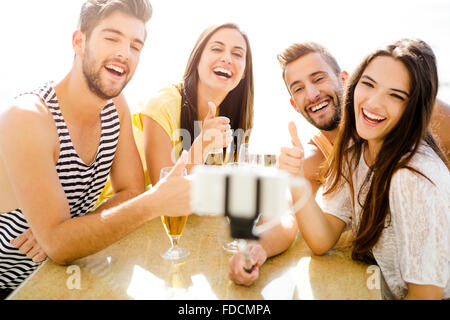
205,148,223,166
161,216,187,237
159,166,190,260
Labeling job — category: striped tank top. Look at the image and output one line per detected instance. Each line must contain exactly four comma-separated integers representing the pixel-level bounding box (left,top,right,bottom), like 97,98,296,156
0,82,120,290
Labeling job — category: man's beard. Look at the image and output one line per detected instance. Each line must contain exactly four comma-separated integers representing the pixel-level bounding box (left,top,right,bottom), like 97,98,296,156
82,49,129,100
304,93,342,131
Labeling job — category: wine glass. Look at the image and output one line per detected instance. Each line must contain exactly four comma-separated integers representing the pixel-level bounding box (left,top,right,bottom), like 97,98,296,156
222,162,240,254
159,167,189,260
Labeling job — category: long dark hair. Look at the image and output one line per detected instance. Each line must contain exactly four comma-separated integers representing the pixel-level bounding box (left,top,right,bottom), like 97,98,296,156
324,39,448,264
178,23,254,153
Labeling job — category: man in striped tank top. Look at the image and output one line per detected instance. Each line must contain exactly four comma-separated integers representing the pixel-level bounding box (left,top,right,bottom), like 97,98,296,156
0,0,191,298
229,41,450,286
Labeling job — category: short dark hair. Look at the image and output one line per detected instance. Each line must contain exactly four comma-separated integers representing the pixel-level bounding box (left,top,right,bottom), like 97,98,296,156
78,0,152,37
277,42,341,87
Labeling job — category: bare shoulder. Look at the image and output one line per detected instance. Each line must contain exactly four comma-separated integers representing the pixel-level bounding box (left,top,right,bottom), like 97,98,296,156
0,94,54,132
0,94,56,148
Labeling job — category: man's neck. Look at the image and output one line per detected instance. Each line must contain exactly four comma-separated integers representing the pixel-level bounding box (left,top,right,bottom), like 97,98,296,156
54,68,107,128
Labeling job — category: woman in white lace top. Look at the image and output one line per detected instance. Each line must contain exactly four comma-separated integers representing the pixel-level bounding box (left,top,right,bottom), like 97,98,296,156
290,39,449,299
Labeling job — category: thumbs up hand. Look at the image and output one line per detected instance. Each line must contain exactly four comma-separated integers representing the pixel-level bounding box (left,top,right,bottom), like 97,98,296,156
201,101,233,154
277,121,305,177
288,121,302,148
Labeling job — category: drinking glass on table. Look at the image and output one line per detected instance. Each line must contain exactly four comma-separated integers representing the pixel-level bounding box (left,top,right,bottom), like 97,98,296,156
238,143,265,167
222,162,240,253
263,154,277,167
159,167,189,260
205,148,224,166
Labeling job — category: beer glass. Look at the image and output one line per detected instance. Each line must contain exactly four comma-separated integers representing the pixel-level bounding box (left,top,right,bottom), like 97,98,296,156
205,148,224,166
159,167,189,260
263,154,277,167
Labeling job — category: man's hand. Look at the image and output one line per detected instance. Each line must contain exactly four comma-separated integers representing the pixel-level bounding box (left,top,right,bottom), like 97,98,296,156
10,229,48,263
277,121,305,176
148,150,192,217
228,243,267,286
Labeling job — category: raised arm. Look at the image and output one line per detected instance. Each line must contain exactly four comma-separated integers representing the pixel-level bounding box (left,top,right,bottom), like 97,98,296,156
142,100,232,184
280,122,346,255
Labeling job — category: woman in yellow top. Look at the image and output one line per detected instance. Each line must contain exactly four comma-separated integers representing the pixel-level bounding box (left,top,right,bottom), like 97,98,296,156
96,23,254,203
137,22,254,186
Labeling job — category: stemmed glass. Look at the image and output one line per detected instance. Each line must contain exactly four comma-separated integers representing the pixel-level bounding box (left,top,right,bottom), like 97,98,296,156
222,143,257,254
159,167,190,260
222,144,276,253
221,162,241,253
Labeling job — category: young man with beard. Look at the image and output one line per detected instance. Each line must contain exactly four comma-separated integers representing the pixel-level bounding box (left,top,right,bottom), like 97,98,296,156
0,0,191,298
228,41,449,286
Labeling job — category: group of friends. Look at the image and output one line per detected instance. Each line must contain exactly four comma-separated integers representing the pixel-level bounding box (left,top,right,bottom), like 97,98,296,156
0,0,449,300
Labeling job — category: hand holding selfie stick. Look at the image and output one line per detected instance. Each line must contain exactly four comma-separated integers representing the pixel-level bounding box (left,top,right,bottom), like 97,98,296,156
191,165,311,273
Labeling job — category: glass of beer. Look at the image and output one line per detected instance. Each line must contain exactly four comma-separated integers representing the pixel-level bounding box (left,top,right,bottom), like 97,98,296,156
263,154,277,167
205,148,224,166
159,167,189,260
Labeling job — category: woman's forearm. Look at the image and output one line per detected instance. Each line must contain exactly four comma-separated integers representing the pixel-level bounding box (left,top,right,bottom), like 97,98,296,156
292,188,344,255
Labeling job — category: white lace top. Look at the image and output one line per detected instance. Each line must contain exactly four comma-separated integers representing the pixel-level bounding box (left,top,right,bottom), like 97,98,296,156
321,143,450,299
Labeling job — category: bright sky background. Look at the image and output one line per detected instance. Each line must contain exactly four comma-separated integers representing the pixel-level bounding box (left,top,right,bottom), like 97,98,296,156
1,0,449,153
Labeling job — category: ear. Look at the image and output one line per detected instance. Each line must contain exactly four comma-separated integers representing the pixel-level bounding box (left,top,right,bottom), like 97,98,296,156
339,70,349,84
72,30,86,57
290,98,298,111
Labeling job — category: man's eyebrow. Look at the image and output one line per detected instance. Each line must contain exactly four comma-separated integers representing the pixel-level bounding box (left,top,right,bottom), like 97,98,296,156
310,71,327,77
210,40,245,51
101,28,145,46
289,80,301,90
361,75,410,97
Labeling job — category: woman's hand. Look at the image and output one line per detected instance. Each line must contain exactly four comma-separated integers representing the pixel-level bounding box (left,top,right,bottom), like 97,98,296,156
201,101,233,155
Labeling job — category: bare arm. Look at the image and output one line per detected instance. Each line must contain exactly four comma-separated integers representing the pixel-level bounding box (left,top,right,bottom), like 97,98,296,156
142,101,232,184
0,99,190,265
95,93,146,212
142,116,177,185
404,283,443,300
281,122,346,255
430,98,450,161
